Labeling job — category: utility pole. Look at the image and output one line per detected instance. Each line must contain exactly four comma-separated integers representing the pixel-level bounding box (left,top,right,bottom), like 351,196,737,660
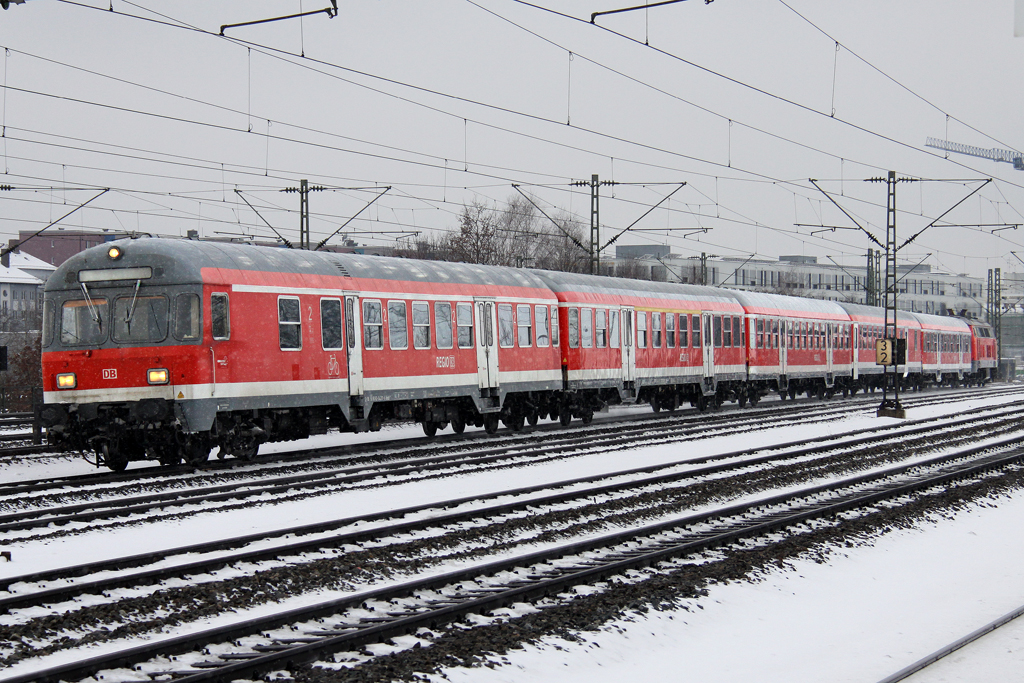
877,171,906,418
867,171,916,419
283,179,326,250
988,267,1002,368
570,175,617,275
866,248,876,306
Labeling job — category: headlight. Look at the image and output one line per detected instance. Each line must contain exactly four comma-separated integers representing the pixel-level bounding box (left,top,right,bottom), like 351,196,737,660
56,373,77,389
147,368,169,385
107,246,123,260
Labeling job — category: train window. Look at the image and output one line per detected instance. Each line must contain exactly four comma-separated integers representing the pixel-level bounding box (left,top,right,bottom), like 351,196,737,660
211,293,230,341
680,314,689,348
456,302,473,348
113,295,168,344
517,304,532,347
551,305,560,346
712,316,722,348
692,315,701,348
278,297,302,350
61,298,108,345
480,302,494,347
345,298,356,349
722,316,731,347
413,302,431,350
755,319,763,349
609,309,619,349
651,313,661,348
637,312,647,348
172,294,201,342
536,305,550,347
734,316,742,348
435,302,453,349
42,299,55,347
388,301,408,350
363,300,383,349
497,303,514,348
320,299,343,350
581,308,593,348
666,313,675,348
568,308,579,349
596,309,607,348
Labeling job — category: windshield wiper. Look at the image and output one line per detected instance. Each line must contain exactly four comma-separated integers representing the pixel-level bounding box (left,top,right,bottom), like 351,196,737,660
124,279,142,333
79,282,102,331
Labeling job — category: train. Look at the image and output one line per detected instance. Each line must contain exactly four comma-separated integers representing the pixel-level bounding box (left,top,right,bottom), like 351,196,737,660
38,237,998,471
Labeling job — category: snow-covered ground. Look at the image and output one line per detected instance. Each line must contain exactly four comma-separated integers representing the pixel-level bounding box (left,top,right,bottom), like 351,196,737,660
2,390,1023,682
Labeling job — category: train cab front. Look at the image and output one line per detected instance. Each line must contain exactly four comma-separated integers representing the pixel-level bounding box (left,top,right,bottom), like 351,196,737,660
40,239,209,470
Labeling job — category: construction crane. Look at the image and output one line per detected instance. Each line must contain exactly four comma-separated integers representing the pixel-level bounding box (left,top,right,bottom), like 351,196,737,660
926,137,1024,170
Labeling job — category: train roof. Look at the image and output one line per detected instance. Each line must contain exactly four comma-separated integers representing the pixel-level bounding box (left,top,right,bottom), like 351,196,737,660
727,290,850,320
531,269,744,310
834,301,915,327
45,237,556,294
908,310,972,333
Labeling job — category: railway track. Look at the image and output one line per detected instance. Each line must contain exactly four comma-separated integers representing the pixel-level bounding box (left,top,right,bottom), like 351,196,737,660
0,384,1017,469
2,383,1017,492
1,389,1021,539
2,417,1021,682
1,391,1023,681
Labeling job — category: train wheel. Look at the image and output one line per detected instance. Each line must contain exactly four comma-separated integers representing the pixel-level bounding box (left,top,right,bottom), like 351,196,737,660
422,421,438,438
737,393,748,408
507,413,525,431
526,412,539,427
235,439,259,461
581,410,594,425
558,404,572,427
815,385,825,400
650,395,661,413
184,439,211,467
696,395,708,412
749,392,760,407
484,414,500,434
670,394,681,413
451,415,466,434
102,442,129,473
788,386,798,400
159,449,182,467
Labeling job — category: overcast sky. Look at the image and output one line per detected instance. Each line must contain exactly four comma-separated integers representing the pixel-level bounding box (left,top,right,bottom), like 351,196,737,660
1,0,1022,278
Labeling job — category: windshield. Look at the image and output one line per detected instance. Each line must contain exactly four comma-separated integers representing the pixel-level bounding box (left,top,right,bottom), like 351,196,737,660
113,295,168,343
61,299,109,345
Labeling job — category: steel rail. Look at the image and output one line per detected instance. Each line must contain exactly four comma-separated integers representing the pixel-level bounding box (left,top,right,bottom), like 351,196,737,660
1,397,1019,537
1,385,1014,496
5,405,1018,611
7,437,1022,683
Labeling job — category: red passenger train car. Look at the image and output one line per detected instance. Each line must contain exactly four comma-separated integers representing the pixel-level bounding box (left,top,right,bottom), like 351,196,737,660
39,237,1000,471
41,239,562,469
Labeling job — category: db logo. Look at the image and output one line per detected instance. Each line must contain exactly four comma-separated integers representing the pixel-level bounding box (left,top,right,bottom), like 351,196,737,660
102,369,117,380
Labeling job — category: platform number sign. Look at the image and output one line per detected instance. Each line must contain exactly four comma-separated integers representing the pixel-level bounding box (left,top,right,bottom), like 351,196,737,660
875,338,906,366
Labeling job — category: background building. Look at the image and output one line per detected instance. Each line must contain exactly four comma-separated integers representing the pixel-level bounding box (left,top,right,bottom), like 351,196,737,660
607,246,987,318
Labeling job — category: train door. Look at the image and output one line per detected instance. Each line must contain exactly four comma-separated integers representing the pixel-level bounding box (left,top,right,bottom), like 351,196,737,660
701,312,715,382
826,322,834,377
343,295,363,397
210,291,231,398
851,323,859,380
475,298,499,391
778,319,788,376
620,307,635,384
